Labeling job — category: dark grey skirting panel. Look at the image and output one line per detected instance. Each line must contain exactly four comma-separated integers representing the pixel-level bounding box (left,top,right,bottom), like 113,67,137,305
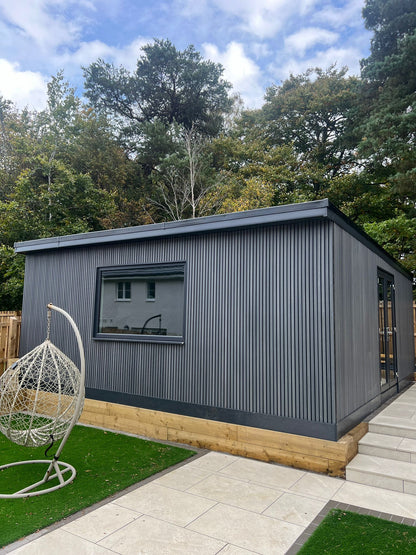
85,387,338,441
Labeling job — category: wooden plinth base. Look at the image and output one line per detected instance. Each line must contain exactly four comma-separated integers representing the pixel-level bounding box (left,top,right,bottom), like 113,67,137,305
80,398,367,477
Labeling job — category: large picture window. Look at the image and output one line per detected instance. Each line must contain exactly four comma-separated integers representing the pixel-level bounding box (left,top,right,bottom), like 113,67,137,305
94,263,186,343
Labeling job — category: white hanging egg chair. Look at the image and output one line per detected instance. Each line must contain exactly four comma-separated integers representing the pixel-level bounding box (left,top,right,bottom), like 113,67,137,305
0,304,85,498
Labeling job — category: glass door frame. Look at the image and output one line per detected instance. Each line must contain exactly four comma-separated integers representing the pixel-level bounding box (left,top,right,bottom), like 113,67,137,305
378,269,398,391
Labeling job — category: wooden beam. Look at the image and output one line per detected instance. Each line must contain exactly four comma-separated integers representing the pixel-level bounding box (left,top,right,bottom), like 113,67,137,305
80,398,363,477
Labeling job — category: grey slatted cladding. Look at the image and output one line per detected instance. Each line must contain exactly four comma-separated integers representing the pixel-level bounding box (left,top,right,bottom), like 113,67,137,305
20,221,335,426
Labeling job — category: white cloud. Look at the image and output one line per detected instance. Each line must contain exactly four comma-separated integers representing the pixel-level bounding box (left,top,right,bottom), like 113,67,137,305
313,0,365,30
111,38,150,70
220,0,316,38
203,41,264,108
54,37,151,86
272,46,363,82
0,59,47,109
177,0,208,17
57,41,117,68
285,27,339,57
249,42,272,59
0,0,82,53
180,0,318,38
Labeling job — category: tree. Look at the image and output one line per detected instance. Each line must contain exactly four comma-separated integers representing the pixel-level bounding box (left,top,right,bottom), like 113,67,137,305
65,108,135,189
36,71,80,165
35,73,146,229
361,0,416,72
0,97,16,193
0,246,25,310
363,215,416,281
83,39,233,141
257,66,361,192
324,173,404,223
209,135,320,212
209,177,276,215
359,0,416,197
147,124,218,220
63,107,146,227
0,97,39,199
0,158,116,246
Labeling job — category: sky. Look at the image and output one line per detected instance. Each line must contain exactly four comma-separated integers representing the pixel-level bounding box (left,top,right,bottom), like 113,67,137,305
0,0,372,111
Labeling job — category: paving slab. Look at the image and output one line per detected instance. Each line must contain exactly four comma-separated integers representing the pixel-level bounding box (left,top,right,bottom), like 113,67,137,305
113,482,217,527
98,515,226,554
333,480,416,519
263,492,327,527
187,472,283,513
61,503,140,543
187,503,303,555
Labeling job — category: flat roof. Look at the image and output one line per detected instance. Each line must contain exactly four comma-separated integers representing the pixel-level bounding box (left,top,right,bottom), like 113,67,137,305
14,199,411,279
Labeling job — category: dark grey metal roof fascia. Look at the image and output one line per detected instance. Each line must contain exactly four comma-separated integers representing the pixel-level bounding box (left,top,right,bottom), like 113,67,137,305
14,198,413,281
325,201,413,281
14,199,330,253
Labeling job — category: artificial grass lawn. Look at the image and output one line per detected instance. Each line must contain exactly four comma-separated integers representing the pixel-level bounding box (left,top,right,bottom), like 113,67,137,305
298,508,416,554
0,425,195,547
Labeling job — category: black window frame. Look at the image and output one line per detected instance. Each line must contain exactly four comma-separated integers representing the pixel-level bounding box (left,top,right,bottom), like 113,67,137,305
377,267,397,390
93,262,186,344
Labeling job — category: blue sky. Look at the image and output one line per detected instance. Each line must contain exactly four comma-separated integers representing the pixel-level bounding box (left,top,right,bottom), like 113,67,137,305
0,0,372,110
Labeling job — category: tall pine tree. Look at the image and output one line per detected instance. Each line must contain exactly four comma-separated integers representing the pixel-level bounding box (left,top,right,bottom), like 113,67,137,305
360,0,416,197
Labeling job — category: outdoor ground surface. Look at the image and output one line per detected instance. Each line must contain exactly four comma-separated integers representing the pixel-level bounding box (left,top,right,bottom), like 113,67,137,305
298,508,416,554
0,424,195,547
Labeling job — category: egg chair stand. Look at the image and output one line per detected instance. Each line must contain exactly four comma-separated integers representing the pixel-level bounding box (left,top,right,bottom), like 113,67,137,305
0,304,85,498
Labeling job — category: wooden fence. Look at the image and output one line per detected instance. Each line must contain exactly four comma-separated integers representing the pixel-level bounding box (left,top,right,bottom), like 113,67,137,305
414,302,416,362
0,311,21,374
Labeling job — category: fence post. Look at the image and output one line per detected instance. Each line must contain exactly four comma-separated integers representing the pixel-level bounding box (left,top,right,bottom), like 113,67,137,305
413,302,416,366
0,312,21,373
8,316,18,360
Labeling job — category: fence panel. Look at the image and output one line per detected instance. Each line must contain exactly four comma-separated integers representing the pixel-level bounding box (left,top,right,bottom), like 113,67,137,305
0,312,21,374
414,302,416,363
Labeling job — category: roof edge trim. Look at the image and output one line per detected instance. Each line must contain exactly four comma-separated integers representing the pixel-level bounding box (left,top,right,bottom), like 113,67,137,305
15,199,329,253
14,198,412,280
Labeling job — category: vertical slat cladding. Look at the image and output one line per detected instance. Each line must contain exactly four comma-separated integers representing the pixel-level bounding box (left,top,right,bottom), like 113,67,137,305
334,226,414,421
20,220,335,424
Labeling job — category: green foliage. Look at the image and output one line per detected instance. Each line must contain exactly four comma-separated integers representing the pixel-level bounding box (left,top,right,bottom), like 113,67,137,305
0,97,40,198
359,0,416,197
0,246,25,310
210,134,332,212
68,110,135,189
258,66,361,186
0,158,116,246
361,0,416,73
363,215,416,278
43,71,80,138
210,177,276,214
324,174,405,224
